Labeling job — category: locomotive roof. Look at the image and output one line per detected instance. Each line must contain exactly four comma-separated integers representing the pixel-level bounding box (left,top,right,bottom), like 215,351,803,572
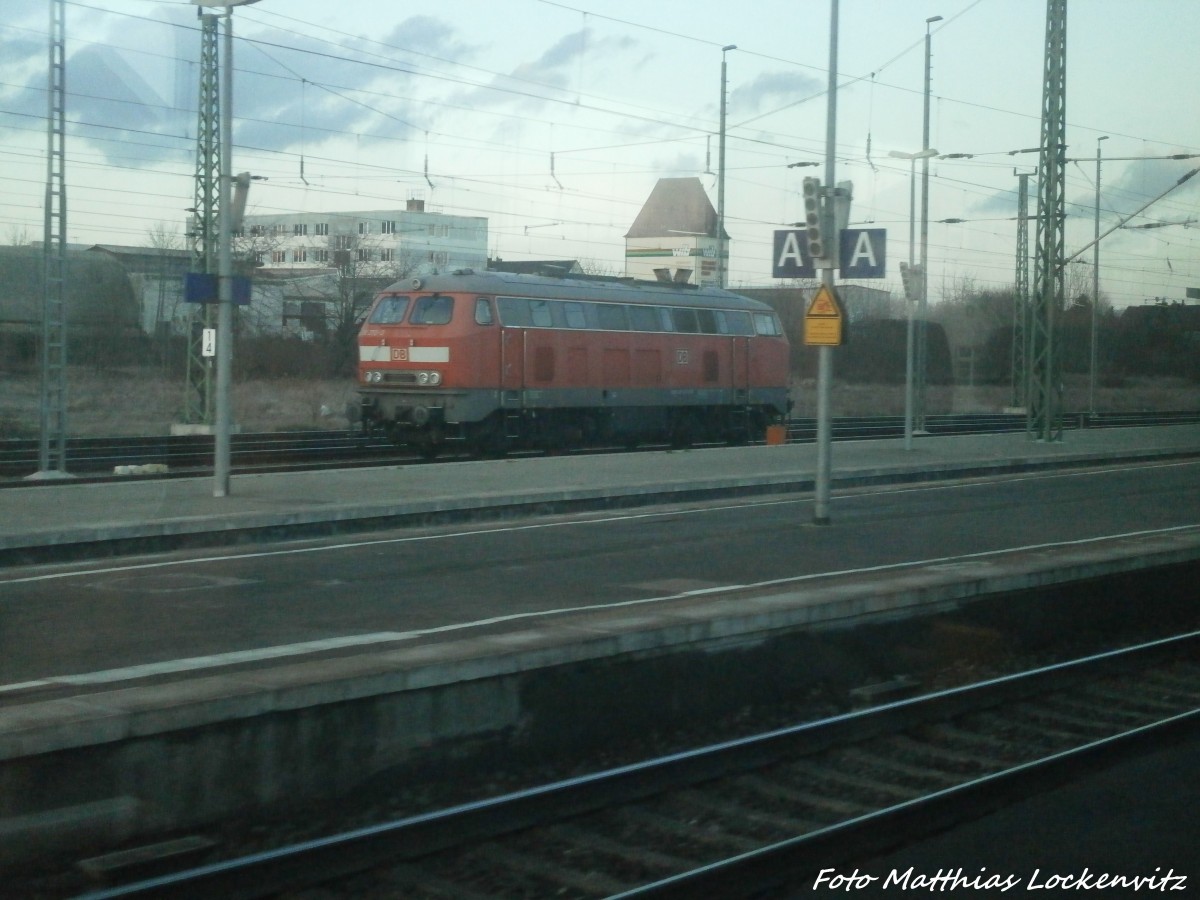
381,269,774,313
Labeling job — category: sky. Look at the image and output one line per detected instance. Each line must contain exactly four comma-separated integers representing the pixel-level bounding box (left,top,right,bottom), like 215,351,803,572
1,0,1198,310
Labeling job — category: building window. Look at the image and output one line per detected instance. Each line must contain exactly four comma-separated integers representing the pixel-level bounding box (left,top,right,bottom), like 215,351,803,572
357,248,371,262
428,251,448,266
380,248,394,262
358,221,370,235
273,223,287,236
312,249,329,263
293,223,307,236
254,251,265,266
381,220,396,234
427,224,448,237
271,250,287,264
334,235,353,250
293,249,307,263
314,223,329,236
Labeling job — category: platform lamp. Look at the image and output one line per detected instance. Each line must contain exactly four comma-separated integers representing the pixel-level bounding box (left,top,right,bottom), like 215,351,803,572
889,148,938,451
717,44,737,288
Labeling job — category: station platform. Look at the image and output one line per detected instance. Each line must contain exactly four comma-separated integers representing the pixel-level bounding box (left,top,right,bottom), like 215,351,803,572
4,424,1200,564
2,425,1200,874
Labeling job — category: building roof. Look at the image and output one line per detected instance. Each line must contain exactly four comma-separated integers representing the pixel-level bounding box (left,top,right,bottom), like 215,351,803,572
625,177,728,240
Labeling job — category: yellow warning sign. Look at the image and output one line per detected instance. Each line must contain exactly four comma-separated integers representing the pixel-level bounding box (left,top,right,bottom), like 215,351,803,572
804,284,845,346
807,284,840,317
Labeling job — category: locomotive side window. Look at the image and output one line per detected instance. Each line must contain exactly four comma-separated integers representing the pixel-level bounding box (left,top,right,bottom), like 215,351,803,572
697,309,720,334
671,307,699,333
657,307,676,331
596,303,629,330
411,294,454,325
497,296,531,326
627,305,660,332
368,295,410,325
529,299,554,327
563,302,587,328
474,297,494,325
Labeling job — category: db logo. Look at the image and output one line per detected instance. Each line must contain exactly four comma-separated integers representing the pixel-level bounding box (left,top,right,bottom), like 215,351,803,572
392,348,408,361
675,349,689,365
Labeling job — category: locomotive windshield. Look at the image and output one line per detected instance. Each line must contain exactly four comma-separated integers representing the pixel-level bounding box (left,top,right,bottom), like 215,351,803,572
368,295,410,325
410,294,454,325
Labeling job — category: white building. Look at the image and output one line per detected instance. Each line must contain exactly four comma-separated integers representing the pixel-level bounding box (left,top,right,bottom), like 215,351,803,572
239,199,487,277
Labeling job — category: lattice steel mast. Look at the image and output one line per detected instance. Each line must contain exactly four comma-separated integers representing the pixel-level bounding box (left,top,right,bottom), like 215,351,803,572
36,0,69,478
184,11,220,425
1028,0,1067,441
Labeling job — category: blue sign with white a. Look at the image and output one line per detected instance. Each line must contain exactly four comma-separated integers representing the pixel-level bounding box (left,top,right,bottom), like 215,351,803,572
772,229,814,278
838,228,886,278
774,228,887,279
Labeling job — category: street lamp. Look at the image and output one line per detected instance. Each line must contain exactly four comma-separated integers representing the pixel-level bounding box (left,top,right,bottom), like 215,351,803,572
889,148,938,451
716,44,736,288
916,14,941,430
1089,135,1108,415
192,0,262,497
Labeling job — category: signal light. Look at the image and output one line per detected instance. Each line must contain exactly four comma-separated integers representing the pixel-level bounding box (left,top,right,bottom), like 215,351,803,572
802,177,826,262
899,262,924,302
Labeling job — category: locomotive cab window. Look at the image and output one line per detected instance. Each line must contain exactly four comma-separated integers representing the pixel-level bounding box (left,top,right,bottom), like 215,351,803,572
368,295,410,325
474,297,494,325
411,294,454,325
723,311,754,335
753,313,782,336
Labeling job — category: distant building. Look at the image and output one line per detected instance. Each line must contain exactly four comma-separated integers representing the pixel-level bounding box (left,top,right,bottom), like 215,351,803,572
624,177,726,286
86,244,192,338
236,199,487,277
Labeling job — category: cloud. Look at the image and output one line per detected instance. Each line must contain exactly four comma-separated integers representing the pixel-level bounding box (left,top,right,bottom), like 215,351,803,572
729,70,826,119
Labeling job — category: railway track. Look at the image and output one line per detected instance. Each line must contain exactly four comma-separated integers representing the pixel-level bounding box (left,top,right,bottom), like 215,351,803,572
75,631,1200,900
4,410,1198,483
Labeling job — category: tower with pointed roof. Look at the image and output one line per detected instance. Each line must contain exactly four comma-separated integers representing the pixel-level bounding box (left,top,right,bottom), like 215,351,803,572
624,177,727,286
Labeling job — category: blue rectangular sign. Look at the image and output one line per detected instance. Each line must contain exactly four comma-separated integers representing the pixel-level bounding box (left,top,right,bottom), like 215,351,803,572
184,273,251,304
772,229,815,278
839,228,886,279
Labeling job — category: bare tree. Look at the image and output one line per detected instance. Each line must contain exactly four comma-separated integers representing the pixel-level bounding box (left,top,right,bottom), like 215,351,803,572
320,235,421,375
4,225,32,247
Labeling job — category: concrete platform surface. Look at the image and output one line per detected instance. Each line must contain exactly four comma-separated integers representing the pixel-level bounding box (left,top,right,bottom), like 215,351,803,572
3,424,1200,560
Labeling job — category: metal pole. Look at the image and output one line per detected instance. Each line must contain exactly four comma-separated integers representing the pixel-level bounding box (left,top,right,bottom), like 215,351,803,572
1089,136,1107,415
214,7,234,497
904,157,915,450
814,0,838,526
916,15,940,431
717,45,735,288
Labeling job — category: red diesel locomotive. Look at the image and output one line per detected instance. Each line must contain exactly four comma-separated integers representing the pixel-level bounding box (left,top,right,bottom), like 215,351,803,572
357,269,790,456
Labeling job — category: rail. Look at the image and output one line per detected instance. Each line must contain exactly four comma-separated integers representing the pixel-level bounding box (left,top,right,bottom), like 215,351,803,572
75,631,1200,899
3,410,1198,482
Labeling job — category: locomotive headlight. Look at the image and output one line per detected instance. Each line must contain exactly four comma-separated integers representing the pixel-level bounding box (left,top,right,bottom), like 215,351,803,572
417,371,430,385
429,371,442,386
370,371,384,384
